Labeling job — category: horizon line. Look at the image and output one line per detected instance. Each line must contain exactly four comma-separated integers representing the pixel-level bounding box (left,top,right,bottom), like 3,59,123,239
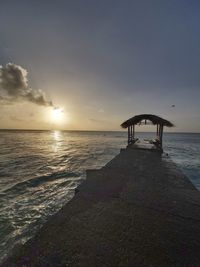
0,128,199,134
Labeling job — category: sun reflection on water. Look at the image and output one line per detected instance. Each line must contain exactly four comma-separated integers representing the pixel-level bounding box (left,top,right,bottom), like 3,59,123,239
53,130,61,141
52,130,62,152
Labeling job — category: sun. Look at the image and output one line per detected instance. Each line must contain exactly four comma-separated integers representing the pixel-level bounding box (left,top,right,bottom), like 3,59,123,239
51,108,64,124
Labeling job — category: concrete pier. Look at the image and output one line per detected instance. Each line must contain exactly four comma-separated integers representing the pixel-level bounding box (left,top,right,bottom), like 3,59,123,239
3,149,200,267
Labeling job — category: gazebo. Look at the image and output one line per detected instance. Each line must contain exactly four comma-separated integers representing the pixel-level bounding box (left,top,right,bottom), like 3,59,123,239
121,114,174,150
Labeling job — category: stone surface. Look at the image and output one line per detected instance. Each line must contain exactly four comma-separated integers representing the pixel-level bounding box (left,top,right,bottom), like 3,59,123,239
3,149,200,267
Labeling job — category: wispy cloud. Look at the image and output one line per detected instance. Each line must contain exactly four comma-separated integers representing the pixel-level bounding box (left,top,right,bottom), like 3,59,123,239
89,118,109,124
0,95,13,105
9,115,24,122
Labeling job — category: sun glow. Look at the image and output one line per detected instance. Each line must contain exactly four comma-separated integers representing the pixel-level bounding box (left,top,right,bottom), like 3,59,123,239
51,108,64,124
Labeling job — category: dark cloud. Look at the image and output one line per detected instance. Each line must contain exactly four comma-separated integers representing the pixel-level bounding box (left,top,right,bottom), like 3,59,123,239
0,63,53,106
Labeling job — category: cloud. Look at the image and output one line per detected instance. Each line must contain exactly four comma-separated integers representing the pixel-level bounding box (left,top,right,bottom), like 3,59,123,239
0,63,53,106
9,115,24,122
0,95,13,105
89,118,109,124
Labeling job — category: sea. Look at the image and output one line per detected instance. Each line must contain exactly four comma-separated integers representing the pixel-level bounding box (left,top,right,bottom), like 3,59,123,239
0,130,200,261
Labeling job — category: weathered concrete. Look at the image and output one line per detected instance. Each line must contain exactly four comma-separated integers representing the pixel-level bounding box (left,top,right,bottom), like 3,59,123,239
3,149,200,267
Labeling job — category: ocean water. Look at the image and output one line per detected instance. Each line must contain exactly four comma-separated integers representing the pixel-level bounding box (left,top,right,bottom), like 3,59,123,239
0,130,199,261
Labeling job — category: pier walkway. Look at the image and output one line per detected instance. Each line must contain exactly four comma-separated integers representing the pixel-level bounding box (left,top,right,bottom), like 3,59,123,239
3,149,200,267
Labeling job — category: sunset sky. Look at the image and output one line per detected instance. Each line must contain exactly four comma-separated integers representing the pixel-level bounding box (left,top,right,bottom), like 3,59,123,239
0,0,200,132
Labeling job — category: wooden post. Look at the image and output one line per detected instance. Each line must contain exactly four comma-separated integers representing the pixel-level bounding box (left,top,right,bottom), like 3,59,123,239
160,124,163,148
158,124,161,141
130,125,132,143
128,126,130,145
156,124,159,139
131,125,133,142
132,124,135,140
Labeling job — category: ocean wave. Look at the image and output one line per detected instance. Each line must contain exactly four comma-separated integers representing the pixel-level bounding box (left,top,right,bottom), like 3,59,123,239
0,130,199,263
3,171,79,194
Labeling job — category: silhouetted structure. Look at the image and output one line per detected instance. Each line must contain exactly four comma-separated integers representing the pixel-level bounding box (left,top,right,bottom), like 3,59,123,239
121,114,174,150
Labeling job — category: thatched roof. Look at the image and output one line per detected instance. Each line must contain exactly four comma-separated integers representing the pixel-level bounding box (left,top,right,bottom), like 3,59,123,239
121,114,174,128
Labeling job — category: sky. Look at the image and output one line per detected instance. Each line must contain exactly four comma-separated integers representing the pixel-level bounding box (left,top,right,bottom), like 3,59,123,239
0,0,200,132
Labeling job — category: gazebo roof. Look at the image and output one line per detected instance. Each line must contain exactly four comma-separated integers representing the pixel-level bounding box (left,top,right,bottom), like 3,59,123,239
121,114,174,128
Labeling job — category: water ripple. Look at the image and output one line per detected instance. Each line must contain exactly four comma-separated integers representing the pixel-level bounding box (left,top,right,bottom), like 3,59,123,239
0,130,199,261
